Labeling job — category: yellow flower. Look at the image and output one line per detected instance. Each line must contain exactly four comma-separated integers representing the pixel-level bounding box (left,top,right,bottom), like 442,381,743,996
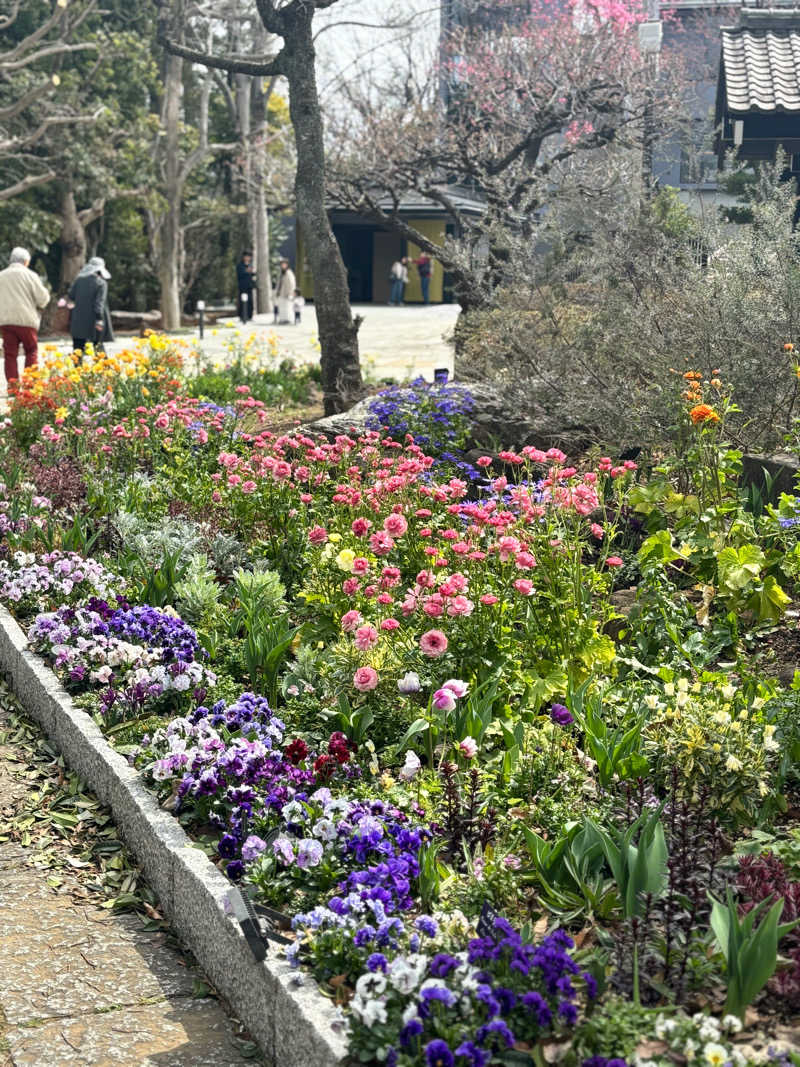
725,755,742,772
335,549,356,572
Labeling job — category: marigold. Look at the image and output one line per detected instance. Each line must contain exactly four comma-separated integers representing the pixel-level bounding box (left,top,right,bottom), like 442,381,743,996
689,403,719,425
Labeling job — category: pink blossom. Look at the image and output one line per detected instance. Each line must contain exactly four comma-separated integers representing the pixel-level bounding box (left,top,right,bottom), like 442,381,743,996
476,456,493,467
515,551,536,570
352,557,370,576
353,666,379,692
606,556,624,568
458,736,478,759
433,688,457,712
341,610,363,633
240,480,257,494
443,678,469,698
369,531,395,556
308,525,328,545
354,624,379,651
420,630,448,657
480,594,499,605
383,513,408,536
514,578,534,596
342,577,360,596
447,595,474,617
351,517,372,536
590,523,604,539
380,618,400,631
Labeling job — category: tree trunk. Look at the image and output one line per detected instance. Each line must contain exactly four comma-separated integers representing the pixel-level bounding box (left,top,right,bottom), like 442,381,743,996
251,64,272,315
280,7,361,415
58,187,87,292
160,50,182,330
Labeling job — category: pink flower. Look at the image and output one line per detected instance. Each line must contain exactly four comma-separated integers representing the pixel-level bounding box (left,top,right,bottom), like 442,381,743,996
606,556,624,568
351,517,372,536
353,666,379,692
443,678,469,698
447,595,474,617
342,577,360,596
211,490,221,503
380,618,399,631
480,594,499,605
354,624,379,651
240,480,257,494
420,630,448,658
514,578,534,596
352,557,370,576
369,531,395,556
341,610,363,633
476,456,493,468
432,688,457,712
515,551,536,570
308,525,328,545
590,523,604,540
458,737,478,759
383,513,408,536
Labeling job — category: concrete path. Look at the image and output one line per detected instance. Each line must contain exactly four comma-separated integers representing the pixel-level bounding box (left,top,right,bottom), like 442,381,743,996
0,683,263,1066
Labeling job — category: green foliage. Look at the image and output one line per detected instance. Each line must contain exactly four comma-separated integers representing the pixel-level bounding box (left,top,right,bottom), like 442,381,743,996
709,888,798,1021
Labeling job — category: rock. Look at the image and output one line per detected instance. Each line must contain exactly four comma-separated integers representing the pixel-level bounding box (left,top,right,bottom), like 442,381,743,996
741,452,800,502
302,397,377,440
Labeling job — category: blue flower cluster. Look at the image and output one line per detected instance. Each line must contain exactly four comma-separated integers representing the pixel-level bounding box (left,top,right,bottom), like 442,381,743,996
366,378,475,458
108,605,202,664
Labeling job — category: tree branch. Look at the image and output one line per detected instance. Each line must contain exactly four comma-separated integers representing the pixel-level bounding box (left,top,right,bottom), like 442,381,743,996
0,170,56,202
159,31,285,76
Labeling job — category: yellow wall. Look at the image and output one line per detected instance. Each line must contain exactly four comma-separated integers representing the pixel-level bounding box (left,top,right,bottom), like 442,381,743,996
405,219,445,303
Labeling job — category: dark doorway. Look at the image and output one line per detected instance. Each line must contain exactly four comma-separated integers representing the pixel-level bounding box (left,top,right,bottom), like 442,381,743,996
333,225,374,302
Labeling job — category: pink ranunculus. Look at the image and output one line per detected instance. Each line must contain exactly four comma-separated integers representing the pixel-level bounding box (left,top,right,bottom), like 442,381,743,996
515,551,536,570
380,618,400,631
341,609,363,633
354,624,379,651
353,666,379,692
432,687,457,712
476,456,493,467
447,595,474,617
308,525,328,545
211,490,222,503
240,480,257,494
351,517,372,536
606,556,624,568
352,557,370,576
458,736,478,759
443,678,469,698
590,523,604,540
342,577,360,596
369,531,395,556
480,594,499,605
423,595,445,618
514,578,534,596
227,474,241,487
377,592,393,605
383,513,408,537
420,630,448,658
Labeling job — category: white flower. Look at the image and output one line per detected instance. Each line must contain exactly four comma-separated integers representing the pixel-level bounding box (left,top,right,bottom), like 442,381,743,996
397,671,421,694
676,691,689,708
355,971,386,998
725,755,743,772
702,1042,728,1067
655,1016,678,1039
388,954,427,994
677,677,689,692
399,750,421,781
664,682,675,696
402,1004,421,1025
698,1020,721,1041
721,1014,742,1034
350,994,386,1026
644,694,660,710
721,684,736,701
684,1039,698,1061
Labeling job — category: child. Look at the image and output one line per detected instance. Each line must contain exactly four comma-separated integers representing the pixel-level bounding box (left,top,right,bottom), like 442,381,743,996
293,289,305,325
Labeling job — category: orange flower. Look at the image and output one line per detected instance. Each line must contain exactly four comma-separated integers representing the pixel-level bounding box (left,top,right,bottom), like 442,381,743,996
683,371,702,381
785,343,795,352
689,403,719,425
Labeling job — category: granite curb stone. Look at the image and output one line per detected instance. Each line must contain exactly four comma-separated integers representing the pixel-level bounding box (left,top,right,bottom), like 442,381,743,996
0,605,348,1067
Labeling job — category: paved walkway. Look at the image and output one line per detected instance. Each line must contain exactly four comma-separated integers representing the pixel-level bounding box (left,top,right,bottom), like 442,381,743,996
0,684,263,1066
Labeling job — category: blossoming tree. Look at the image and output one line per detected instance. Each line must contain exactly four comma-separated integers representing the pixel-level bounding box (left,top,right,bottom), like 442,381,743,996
328,0,669,313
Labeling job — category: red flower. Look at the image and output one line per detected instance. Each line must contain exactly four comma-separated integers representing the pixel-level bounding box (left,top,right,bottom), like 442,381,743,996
285,738,309,764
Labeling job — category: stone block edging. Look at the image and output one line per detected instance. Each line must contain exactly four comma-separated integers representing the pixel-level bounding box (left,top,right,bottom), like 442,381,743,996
0,605,347,1067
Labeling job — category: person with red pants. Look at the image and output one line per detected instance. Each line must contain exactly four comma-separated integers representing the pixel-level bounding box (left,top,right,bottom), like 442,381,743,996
0,247,50,387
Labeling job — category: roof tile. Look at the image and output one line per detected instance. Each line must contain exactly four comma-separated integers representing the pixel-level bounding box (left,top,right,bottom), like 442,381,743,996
721,26,800,111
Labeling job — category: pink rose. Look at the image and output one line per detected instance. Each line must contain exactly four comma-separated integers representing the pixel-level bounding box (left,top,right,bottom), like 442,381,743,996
420,630,448,658
353,666,379,692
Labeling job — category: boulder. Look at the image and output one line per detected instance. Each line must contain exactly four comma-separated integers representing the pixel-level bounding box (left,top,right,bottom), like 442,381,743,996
741,452,799,502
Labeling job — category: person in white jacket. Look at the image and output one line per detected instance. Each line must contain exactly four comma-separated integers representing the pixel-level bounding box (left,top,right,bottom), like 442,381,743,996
275,259,296,324
0,247,50,385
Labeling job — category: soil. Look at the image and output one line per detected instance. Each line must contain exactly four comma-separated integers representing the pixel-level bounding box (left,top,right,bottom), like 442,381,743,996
753,620,800,686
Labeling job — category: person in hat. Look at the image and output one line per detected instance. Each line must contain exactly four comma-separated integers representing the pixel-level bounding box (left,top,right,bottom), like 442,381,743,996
68,256,114,354
0,247,50,385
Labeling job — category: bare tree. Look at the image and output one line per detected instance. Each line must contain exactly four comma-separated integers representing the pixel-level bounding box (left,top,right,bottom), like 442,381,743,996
158,0,363,414
0,0,100,200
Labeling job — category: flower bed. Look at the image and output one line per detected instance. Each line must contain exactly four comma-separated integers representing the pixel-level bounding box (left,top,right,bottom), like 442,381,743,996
2,341,800,1065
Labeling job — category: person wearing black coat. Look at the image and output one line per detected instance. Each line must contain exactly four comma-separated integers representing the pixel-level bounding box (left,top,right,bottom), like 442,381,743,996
237,251,255,323
68,257,114,354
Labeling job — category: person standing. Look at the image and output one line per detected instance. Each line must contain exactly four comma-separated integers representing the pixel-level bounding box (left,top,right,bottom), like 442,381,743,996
275,258,296,324
237,251,255,323
293,288,305,325
0,247,50,386
414,253,432,305
68,256,114,354
389,257,408,306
